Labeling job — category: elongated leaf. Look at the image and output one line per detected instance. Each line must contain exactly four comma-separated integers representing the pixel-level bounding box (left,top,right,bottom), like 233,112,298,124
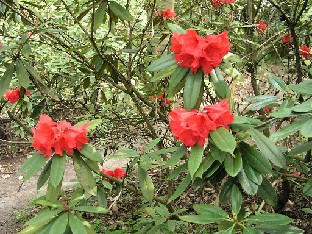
255,225,303,234
243,227,262,234
194,204,229,219
270,118,308,142
167,23,186,33
145,138,160,152
165,145,186,167
0,63,14,98
168,163,187,180
46,179,62,202
97,186,107,208
169,66,189,91
238,168,258,195
79,144,103,162
257,177,277,205
291,99,312,113
268,75,287,93
16,59,30,88
73,155,97,196
194,155,215,178
168,75,186,97
219,177,235,203
246,95,278,111
231,185,242,215
69,213,87,234
35,200,62,208
224,151,242,177
93,1,107,31
289,80,312,95
210,127,236,154
74,206,108,214
180,214,227,224
138,165,155,202
20,152,48,180
210,69,230,99
183,70,203,110
49,212,68,234
243,160,263,185
188,145,204,178
210,144,226,162
147,54,176,72
151,64,177,82
167,174,191,203
239,142,272,174
300,119,312,137
25,209,63,226
109,1,133,21
50,155,66,188
19,222,51,234
252,129,286,168
303,177,312,196
247,213,293,226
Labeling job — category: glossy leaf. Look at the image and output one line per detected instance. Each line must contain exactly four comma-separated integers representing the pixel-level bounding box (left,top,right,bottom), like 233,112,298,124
183,70,203,110
168,66,189,92
179,214,227,224
210,144,226,163
167,174,191,203
0,63,14,98
194,204,229,219
252,129,286,168
69,213,87,234
257,177,277,205
231,185,242,215
194,155,215,178
224,151,242,177
247,213,293,226
219,177,235,203
188,145,204,178
50,155,66,188
147,54,176,72
80,144,103,162
243,160,263,185
238,168,258,195
138,165,155,202
268,75,287,92
49,212,68,234
210,127,236,154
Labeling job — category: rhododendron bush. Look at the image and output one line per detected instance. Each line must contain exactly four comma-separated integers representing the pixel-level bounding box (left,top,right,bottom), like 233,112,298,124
0,0,311,233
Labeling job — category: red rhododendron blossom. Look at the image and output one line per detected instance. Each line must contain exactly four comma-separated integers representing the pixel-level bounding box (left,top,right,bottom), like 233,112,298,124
257,20,267,33
293,171,300,177
170,30,230,74
152,95,171,105
300,45,311,58
264,106,271,114
282,34,293,44
32,115,89,157
102,168,126,180
163,9,176,20
211,0,236,7
169,109,217,147
4,88,30,104
204,99,234,129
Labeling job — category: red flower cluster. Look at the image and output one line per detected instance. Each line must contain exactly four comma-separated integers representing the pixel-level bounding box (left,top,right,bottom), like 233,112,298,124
257,20,267,33
293,171,300,177
264,106,271,114
170,30,230,74
151,95,171,105
211,0,236,7
300,45,311,59
4,88,30,104
282,34,293,44
169,99,234,147
32,115,89,157
102,168,126,180
155,9,176,22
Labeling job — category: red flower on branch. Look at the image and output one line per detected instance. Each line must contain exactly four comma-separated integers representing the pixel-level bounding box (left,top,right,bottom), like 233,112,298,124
264,106,271,114
257,20,267,33
151,95,171,105
32,115,89,157
4,88,30,104
300,45,311,58
102,168,126,181
170,30,230,74
211,0,236,7
155,9,176,22
282,34,293,44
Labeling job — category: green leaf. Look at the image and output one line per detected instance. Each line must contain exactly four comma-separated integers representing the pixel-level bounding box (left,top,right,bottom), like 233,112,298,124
300,119,312,137
179,215,226,224
210,144,226,162
238,168,258,195
34,199,62,208
168,162,187,180
76,119,102,131
97,186,107,208
109,1,133,21
289,80,312,95
151,64,178,82
69,213,87,234
167,23,186,34
291,99,312,113
19,222,51,234
84,158,100,174
247,213,293,226
302,208,312,215
303,177,312,196
270,118,308,142
16,59,30,88
243,160,263,185
49,212,68,234
50,155,66,188
20,152,48,180
79,144,103,162
257,177,277,205
252,129,286,168
73,155,97,196
22,44,32,58
138,165,155,202
194,155,215,178
46,178,62,202
74,206,108,214
25,209,63,226
188,145,204,178
255,225,303,234
243,227,262,234
147,54,176,72
268,75,287,93
231,185,242,215
210,69,230,99
183,70,203,110
246,95,278,111
210,128,236,154
219,177,235,203
145,138,160,152
0,63,14,98
167,174,191,203
194,204,229,219
168,75,186,98
224,151,242,177
239,142,272,174
165,145,186,167
169,66,189,92
93,1,107,31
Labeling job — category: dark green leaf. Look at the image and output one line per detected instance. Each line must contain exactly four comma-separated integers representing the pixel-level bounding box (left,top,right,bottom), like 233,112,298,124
224,151,242,177
243,160,263,185
165,145,186,167
109,1,133,21
35,199,62,208
168,162,187,180
252,129,286,168
179,214,226,224
97,186,107,208
0,63,14,98
303,177,312,196
20,152,48,180
167,23,186,33
74,206,108,214
238,168,258,195
151,64,177,82
167,174,191,203
147,54,176,72
49,212,68,234
16,59,30,88
255,225,303,234
220,177,235,203
231,185,242,215
268,75,287,93
194,204,229,219
247,213,293,226
210,128,236,154
25,209,63,226
69,213,87,234
93,1,107,31
194,155,215,178
79,144,103,162
257,177,277,205
169,66,189,92
46,179,62,202
50,155,66,188
188,145,204,178
144,138,160,152
138,165,155,202
183,70,203,110
210,144,226,162
243,227,262,234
